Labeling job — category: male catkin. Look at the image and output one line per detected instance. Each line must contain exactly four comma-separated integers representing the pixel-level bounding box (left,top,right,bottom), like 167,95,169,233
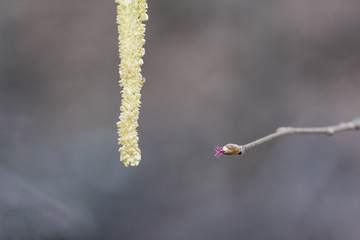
115,0,148,166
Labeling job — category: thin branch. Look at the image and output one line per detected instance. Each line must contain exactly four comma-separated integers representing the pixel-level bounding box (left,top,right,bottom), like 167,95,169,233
214,118,360,157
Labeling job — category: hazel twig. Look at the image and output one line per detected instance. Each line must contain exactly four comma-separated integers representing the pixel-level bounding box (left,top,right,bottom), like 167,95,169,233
214,118,360,157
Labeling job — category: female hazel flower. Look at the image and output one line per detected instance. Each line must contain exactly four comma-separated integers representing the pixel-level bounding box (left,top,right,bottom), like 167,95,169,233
115,0,148,166
214,144,242,157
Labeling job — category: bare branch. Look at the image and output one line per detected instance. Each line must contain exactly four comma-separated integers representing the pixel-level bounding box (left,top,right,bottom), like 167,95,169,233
214,118,360,157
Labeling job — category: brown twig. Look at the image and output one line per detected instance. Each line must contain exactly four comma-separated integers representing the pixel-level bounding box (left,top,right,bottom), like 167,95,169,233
214,118,360,157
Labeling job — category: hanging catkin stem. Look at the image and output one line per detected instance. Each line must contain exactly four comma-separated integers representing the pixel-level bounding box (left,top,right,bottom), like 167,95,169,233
116,0,148,167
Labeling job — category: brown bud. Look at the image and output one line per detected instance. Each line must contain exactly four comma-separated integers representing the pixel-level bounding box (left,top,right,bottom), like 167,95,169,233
223,143,242,155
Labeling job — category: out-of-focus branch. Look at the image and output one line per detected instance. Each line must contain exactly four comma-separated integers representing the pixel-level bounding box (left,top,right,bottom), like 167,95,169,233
214,118,360,157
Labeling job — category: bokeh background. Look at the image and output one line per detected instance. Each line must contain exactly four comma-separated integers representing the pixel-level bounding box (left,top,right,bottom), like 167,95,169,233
1,0,360,239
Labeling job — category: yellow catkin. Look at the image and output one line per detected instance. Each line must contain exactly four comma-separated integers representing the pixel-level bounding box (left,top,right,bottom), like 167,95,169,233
115,0,148,167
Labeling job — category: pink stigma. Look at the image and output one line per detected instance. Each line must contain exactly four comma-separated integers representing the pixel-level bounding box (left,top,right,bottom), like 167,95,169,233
214,145,225,158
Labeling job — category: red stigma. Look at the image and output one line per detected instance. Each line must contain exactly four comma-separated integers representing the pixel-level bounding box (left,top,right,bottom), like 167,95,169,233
214,145,225,158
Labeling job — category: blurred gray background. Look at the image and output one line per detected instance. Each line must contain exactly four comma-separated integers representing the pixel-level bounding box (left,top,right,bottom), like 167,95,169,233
0,0,360,239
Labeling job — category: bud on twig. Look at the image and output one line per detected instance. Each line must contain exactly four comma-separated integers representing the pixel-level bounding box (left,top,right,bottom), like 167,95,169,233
215,118,360,158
